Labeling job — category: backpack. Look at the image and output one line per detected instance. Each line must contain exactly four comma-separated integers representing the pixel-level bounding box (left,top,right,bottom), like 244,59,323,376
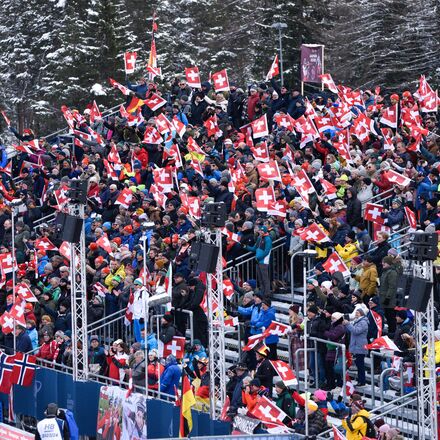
354,415,376,438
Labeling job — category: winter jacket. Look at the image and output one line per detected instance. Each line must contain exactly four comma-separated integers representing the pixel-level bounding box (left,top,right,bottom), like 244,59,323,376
147,361,164,390
159,322,177,344
346,195,362,227
346,316,369,355
379,265,398,308
246,234,272,264
368,241,391,275
160,359,181,396
295,405,327,436
394,318,413,352
356,263,378,298
342,409,371,440
275,389,296,419
254,358,275,390
254,306,279,345
308,315,330,353
37,339,58,361
323,321,346,362
131,359,146,388
335,242,359,267
107,352,128,382
367,306,385,341
26,327,39,351
237,303,262,335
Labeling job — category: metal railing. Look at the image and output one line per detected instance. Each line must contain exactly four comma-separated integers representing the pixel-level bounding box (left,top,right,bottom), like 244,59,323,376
362,188,395,209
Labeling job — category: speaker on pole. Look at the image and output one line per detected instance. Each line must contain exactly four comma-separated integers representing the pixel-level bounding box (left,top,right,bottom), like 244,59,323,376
405,277,433,312
61,215,84,243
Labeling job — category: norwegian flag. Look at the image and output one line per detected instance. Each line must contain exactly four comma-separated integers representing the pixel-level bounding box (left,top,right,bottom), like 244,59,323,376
93,282,109,297
265,54,280,81
299,223,330,243
109,78,131,96
384,169,412,187
15,283,37,303
365,335,401,351
34,237,58,252
264,321,290,338
223,279,235,300
370,310,383,338
405,207,417,229
10,303,26,327
251,114,269,139
103,159,118,180
89,100,102,123
59,241,72,260
124,51,137,74
187,196,201,219
364,203,385,224
255,187,276,212
0,253,16,274
0,352,15,393
332,426,348,440
380,104,398,128
0,312,14,335
319,73,338,93
346,373,355,396
115,188,133,208
323,252,350,277
143,126,164,144
144,93,167,112
107,144,121,164
97,235,113,254
204,115,221,137
221,227,240,243
212,69,229,92
242,333,267,351
250,142,270,162
250,396,288,425
267,199,288,218
257,160,281,181
172,116,186,138
319,178,337,194
156,114,173,134
162,336,186,359
185,66,201,88
124,290,134,326
270,360,297,387
0,111,11,127
11,353,36,387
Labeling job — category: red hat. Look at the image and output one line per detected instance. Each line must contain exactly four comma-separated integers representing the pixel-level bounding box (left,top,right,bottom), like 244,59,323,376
112,237,122,246
101,267,110,275
18,270,26,278
18,263,28,271
89,243,98,251
390,94,400,101
95,256,104,265
123,225,133,234
28,261,36,270
25,303,33,311
163,237,172,245
6,280,13,288
6,294,12,301
402,91,412,99
172,234,179,244
37,249,46,256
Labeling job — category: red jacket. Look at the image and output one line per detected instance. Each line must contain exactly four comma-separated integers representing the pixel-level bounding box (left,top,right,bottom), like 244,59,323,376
247,94,260,121
37,340,57,361
147,361,164,390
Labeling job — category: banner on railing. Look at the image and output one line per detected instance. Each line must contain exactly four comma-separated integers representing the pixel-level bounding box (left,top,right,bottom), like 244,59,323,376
0,423,34,440
96,385,147,440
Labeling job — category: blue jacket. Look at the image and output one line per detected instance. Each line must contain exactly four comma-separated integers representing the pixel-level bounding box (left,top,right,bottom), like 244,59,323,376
247,235,272,264
254,306,279,345
346,316,369,355
416,176,438,209
381,208,404,227
238,303,263,335
26,327,39,351
160,360,181,396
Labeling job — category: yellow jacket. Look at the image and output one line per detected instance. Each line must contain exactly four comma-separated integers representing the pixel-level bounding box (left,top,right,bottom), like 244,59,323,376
104,265,126,291
423,340,440,375
335,242,359,267
356,264,378,297
341,409,371,440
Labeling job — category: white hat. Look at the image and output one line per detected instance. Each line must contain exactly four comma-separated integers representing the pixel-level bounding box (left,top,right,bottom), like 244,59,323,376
332,312,344,321
321,281,332,290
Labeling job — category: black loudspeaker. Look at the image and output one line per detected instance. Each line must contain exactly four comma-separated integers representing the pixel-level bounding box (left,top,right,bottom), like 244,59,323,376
408,232,439,261
405,277,433,312
197,243,220,273
188,242,202,271
68,180,88,204
395,274,412,307
61,215,84,243
201,203,227,228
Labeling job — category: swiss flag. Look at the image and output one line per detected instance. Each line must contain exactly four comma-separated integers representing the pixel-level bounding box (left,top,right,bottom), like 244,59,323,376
332,425,348,440
299,223,329,243
380,104,398,128
185,66,201,88
270,360,297,387
150,184,168,208
371,309,383,338
267,199,288,218
153,167,173,191
10,303,26,327
352,113,378,143
223,279,235,300
34,237,58,252
0,312,14,335
364,203,385,224
313,115,334,133
162,336,186,359
250,395,288,424
373,223,391,241
250,142,269,162
265,54,279,81
144,93,167,112
346,373,355,396
165,143,183,168
319,73,338,93
187,136,204,155
0,253,15,274
257,160,281,181
93,282,109,297
365,335,400,351
54,185,70,208
155,114,173,134
319,178,337,194
273,113,295,131
15,283,37,303
204,115,220,137
291,169,315,203
143,126,163,144
172,116,186,138
212,69,229,92
115,188,133,208
103,159,118,180
255,187,276,212
221,227,240,243
107,144,121,164
405,207,417,229
242,333,267,351
109,78,131,96
187,196,201,219
264,321,290,338
384,169,412,187
251,114,269,139
124,51,137,74
59,241,72,260
89,100,102,123
11,353,37,387
97,235,113,254
323,252,350,277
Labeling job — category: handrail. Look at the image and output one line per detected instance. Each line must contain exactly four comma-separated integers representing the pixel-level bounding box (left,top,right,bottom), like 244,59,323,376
87,308,126,332
33,212,57,227
362,188,395,207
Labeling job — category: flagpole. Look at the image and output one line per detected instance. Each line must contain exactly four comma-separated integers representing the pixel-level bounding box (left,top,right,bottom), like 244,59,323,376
141,234,149,398
321,46,325,91
301,81,304,96
302,259,309,437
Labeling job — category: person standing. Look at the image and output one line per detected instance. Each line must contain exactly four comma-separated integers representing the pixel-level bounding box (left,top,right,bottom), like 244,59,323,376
35,403,70,440
379,256,398,336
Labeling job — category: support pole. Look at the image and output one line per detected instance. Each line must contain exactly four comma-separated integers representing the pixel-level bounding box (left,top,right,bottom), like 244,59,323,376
302,260,309,437
278,27,284,87
11,206,16,352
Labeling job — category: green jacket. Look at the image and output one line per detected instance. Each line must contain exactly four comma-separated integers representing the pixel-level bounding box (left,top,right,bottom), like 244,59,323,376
275,390,295,419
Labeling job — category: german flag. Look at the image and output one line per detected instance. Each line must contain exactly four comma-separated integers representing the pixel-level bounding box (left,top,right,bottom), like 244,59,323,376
126,96,144,114
179,370,196,438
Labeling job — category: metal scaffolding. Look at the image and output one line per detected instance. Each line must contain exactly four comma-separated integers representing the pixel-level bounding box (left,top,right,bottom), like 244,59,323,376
413,259,438,439
68,203,89,382
204,228,226,419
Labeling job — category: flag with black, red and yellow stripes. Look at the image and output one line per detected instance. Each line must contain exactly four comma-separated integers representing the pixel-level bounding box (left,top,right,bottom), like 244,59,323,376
179,370,196,438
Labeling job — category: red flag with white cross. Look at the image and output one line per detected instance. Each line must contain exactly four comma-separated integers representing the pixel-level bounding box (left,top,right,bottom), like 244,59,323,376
34,237,58,252
405,207,417,229
0,312,14,334
15,283,37,303
250,395,288,424
115,188,133,208
223,279,235,300
59,241,72,260
172,116,186,138
373,223,391,241
257,160,281,181
255,187,276,212
384,169,412,187
97,235,113,254
144,93,167,112
332,425,348,440
364,203,385,224
185,66,201,88
242,333,267,351
269,360,298,387
250,142,270,162
299,223,330,243
109,78,131,96
322,252,350,277
319,73,338,93
380,104,398,128
162,336,186,359
251,114,269,139
10,302,26,327
263,321,290,337
107,144,122,164
155,114,173,134
212,69,229,92
124,51,137,74
204,115,220,137
265,55,279,81
0,253,16,274
187,196,201,219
